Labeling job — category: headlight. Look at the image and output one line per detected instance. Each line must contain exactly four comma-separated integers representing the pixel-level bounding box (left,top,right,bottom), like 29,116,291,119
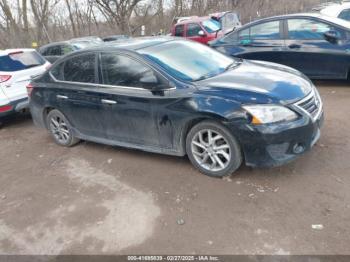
243,104,298,125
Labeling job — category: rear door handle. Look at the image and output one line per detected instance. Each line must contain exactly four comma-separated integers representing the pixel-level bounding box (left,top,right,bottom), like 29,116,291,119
57,95,68,100
288,44,301,49
101,99,117,105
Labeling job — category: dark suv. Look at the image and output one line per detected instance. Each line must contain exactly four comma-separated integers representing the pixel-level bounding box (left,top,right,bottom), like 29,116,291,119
29,37,324,177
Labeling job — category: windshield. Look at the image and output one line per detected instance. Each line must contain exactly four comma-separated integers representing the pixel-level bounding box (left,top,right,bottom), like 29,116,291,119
202,19,221,33
139,40,236,82
0,51,46,72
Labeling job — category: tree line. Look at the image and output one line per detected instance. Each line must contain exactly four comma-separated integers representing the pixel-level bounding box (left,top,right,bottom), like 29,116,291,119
0,0,329,49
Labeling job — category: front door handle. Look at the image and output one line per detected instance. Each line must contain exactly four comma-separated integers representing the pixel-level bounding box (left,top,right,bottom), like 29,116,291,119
101,99,117,105
57,95,68,100
288,44,301,49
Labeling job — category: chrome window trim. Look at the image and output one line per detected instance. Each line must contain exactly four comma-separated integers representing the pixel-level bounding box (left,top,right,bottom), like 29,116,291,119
294,88,323,122
49,72,176,92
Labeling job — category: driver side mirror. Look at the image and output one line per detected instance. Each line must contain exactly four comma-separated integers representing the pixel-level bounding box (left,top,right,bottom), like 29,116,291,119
140,73,170,92
198,30,206,37
140,74,158,86
324,30,340,44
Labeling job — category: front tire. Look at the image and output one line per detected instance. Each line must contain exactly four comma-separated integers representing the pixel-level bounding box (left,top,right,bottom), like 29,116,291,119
46,109,80,147
186,120,242,177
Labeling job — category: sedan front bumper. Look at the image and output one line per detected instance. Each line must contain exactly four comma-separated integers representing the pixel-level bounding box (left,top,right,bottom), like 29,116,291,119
231,111,324,168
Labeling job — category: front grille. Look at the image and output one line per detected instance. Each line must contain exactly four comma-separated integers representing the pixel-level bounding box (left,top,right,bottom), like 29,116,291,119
295,90,322,120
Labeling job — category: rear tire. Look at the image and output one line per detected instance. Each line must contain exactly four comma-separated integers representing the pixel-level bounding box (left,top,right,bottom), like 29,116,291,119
186,120,242,177
46,109,80,147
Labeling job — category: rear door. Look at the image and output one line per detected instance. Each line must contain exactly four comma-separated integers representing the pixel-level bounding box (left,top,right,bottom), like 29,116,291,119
283,18,349,78
0,50,48,102
50,53,108,139
235,20,286,63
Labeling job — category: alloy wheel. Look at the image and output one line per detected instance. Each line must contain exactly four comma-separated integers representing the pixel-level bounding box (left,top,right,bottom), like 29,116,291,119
191,129,231,172
49,115,71,144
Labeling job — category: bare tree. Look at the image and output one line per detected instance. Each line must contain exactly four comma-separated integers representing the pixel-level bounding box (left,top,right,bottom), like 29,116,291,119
94,0,144,34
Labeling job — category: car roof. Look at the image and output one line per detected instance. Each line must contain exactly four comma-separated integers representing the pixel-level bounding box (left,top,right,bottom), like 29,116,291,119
320,3,350,16
99,36,175,51
175,16,211,25
0,48,36,56
59,37,179,58
239,12,350,29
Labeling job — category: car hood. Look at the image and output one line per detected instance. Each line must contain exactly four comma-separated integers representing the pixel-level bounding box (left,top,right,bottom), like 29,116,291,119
196,59,313,104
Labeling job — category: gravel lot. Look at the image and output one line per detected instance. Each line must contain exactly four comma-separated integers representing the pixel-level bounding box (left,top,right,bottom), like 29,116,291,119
0,81,349,255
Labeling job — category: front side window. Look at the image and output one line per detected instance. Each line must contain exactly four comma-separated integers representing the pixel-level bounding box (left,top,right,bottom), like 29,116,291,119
139,40,235,82
47,46,62,56
238,28,250,40
288,19,337,40
61,45,75,55
174,25,184,37
220,31,238,43
63,53,96,83
187,23,202,37
250,21,281,39
100,53,159,89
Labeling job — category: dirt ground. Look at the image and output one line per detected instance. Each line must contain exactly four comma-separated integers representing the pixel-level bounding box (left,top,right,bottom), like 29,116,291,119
0,81,349,255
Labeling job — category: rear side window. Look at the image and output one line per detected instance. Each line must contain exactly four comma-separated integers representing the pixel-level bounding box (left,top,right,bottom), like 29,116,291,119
63,54,96,83
50,62,64,80
44,46,62,56
187,23,202,37
174,25,184,36
0,51,46,72
250,21,281,39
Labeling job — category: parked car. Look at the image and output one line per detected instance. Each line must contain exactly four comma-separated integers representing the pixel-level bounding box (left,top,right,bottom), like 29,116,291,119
209,13,350,80
319,2,350,21
0,49,50,117
70,36,103,44
171,17,224,44
103,35,130,42
210,11,242,33
39,40,97,63
29,37,323,177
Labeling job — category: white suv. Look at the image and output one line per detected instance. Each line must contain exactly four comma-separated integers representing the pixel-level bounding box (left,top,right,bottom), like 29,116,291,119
0,49,50,117
320,2,350,21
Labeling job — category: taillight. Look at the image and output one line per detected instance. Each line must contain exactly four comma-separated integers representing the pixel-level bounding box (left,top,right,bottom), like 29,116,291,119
26,83,34,97
0,75,12,83
0,105,13,113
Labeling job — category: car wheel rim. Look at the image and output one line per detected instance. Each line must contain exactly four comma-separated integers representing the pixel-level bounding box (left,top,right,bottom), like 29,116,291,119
50,115,70,144
191,129,231,172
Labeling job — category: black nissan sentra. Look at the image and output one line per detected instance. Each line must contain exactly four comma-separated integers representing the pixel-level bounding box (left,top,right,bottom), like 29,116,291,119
28,37,324,177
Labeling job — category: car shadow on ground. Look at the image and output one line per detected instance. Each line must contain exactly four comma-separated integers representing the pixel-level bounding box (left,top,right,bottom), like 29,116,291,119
0,112,32,128
313,79,349,87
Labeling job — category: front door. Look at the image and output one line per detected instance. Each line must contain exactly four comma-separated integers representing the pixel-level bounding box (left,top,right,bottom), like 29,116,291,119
98,52,164,147
185,23,208,44
283,18,349,79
